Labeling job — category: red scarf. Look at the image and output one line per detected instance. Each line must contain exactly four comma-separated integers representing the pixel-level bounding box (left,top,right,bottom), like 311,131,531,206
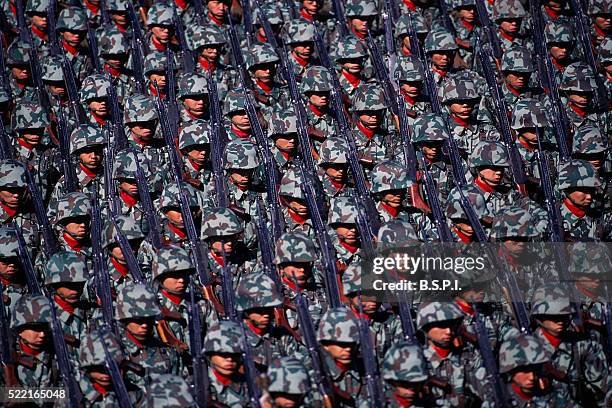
499,29,515,42
518,137,536,152
212,369,233,386
453,226,472,243
115,21,127,33
256,79,273,94
151,36,167,51
451,113,469,128
335,360,349,373
356,121,375,139
0,276,10,285
132,133,150,146
460,19,474,30
402,91,416,106
475,176,495,193
563,198,585,218
149,83,166,99
381,202,399,218
568,102,587,118
300,8,314,21
199,57,216,72
63,232,83,252
230,178,248,191
9,2,16,17
256,31,267,43
0,202,17,218
17,138,35,151
511,383,533,401
392,391,412,408
594,24,607,38
63,41,78,56
403,0,417,11
246,320,266,336
188,157,203,172
92,111,106,126
104,63,121,78
288,208,308,225
402,46,411,56
309,103,324,117
85,0,99,14
329,177,345,190
339,239,358,254
231,126,250,139
576,282,598,300
208,12,224,26
342,70,361,88
541,328,562,348
279,150,292,161
161,288,183,305
544,5,559,19
505,81,521,96
175,0,188,10
19,340,42,356
54,293,75,314
351,307,371,321
110,257,129,277
455,299,474,316
282,276,298,291
119,190,138,208
292,52,309,67
126,330,143,349
80,163,98,178
92,382,111,396
551,57,565,72
210,250,225,266
351,27,365,40
167,222,187,239
431,65,447,78
431,344,451,359
31,25,47,41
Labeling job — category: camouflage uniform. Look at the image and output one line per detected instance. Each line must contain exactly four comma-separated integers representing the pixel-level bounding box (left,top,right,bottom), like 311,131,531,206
56,7,93,82
598,38,612,103
544,20,580,85
177,72,209,125
98,26,135,103
145,4,181,55
109,149,150,226
223,87,259,143
269,108,300,173
423,29,461,85
317,136,355,200
493,0,533,53
445,184,491,242
279,169,316,238
283,20,319,81
328,196,363,270
301,65,339,152
0,227,29,320
334,37,373,99
394,13,430,58
143,373,197,407
246,43,289,120
143,51,174,99
266,356,321,407
6,40,38,104
394,55,432,120
179,119,213,192
79,73,113,127
499,47,543,108
587,0,611,48
48,191,93,260
25,0,52,57
450,0,482,67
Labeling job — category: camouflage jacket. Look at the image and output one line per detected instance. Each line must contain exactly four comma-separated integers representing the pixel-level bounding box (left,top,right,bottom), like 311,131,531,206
315,349,366,407
481,383,570,407
318,171,355,201
242,321,301,371
181,157,213,193
281,207,316,239
52,299,88,362
15,345,58,389
282,276,328,329
446,114,500,156
0,204,39,249
8,76,38,105
11,141,60,203
207,366,249,407
251,81,289,121
560,200,602,241
127,138,171,188
63,47,93,83
352,124,398,175
78,375,143,408
195,61,235,102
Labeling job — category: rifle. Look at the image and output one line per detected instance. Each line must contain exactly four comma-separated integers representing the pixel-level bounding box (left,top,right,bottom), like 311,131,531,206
0,282,19,386
12,223,43,295
356,298,384,406
330,0,348,37
207,68,229,207
106,72,128,149
165,49,179,138
130,35,146,94
242,0,254,47
478,47,528,196
100,0,111,27
416,152,454,242
187,276,211,406
475,0,502,62
47,0,61,56
97,328,134,408
103,141,121,215
0,117,11,160
61,48,87,124
132,150,163,250
174,8,195,73
87,20,101,72
109,212,147,284
56,107,79,192
16,0,31,44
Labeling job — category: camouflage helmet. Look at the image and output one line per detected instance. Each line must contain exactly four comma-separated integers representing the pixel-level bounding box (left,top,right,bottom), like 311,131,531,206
568,242,612,276
70,124,106,154
79,330,124,368
559,62,596,93
144,52,169,76
158,182,200,211
56,6,88,32
0,160,28,188
79,74,111,102
412,113,449,144
204,321,244,354
376,219,419,244
267,357,311,395
44,251,88,286
6,40,31,67
342,263,362,296
470,141,510,169
177,73,209,100
187,24,226,50
416,301,463,330
252,2,284,26
246,43,280,70
424,28,458,53
0,227,19,258
317,307,360,343
451,0,477,8
99,27,129,56
557,159,602,190
144,374,197,408
572,124,607,155
26,0,50,14
282,20,316,45
0,87,10,105
544,20,575,45
52,192,91,227
270,108,298,136
116,283,161,320
124,93,158,124
587,0,611,15
14,102,49,131
147,3,174,27
224,139,259,170
334,36,368,61
201,207,244,239
301,66,333,94
352,83,386,111
279,168,305,199
494,0,527,21
394,55,424,83
499,333,550,374
112,149,139,179
344,0,378,17
598,37,612,64
223,88,248,115
318,137,349,165
274,231,316,264
445,185,489,220
102,215,147,249
106,0,129,11
511,98,550,130
236,271,282,312
370,160,412,193
530,285,573,317
12,295,51,330
152,245,194,281
395,13,429,38
382,342,428,382
42,55,64,82
328,196,357,226
178,120,210,151
491,206,538,239
439,76,480,103
501,46,534,73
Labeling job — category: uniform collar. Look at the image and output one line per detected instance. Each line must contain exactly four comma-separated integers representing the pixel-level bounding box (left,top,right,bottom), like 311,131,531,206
287,208,308,225
292,52,309,67
208,13,224,26
300,8,314,21
453,226,473,243
544,5,560,19
342,70,361,88
167,222,187,239
460,19,474,30
475,176,495,193
339,239,359,254
104,63,121,78
63,232,83,252
511,383,533,401
161,288,183,305
85,0,99,14
210,249,225,266
403,0,417,11
199,57,216,72
19,339,43,356
151,36,167,51
80,163,99,178
119,190,138,207
255,79,273,94
451,113,470,128
32,24,47,40
563,197,586,218
110,256,130,277
431,343,451,359
455,299,474,316
175,0,188,10
540,327,562,349
63,41,78,56
568,102,587,118
54,293,75,314
245,320,267,336
356,121,376,139
126,330,144,349
498,29,515,42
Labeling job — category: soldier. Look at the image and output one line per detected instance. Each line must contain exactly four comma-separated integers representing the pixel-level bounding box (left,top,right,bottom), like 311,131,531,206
499,47,541,107
416,301,485,406
394,55,432,120
98,26,134,102
317,136,353,199
544,20,578,83
265,356,316,407
143,373,197,407
315,307,366,406
177,73,209,124
236,271,300,370
382,341,439,407
245,43,288,119
56,6,93,82
116,283,179,386
105,0,131,37
42,56,70,117
110,149,149,225
598,38,612,101
587,0,611,48
397,0,442,27
179,120,213,192
204,321,249,406
329,196,362,270
144,51,172,99
11,295,59,388
146,3,178,53
493,0,533,52
450,0,480,66
334,36,372,99
203,0,232,27
278,169,315,238
25,0,51,56
341,0,378,41
83,0,102,26
78,329,144,406
252,3,285,44
0,227,28,318
50,191,93,257
269,108,300,173
6,40,37,104
297,0,334,35
530,284,609,405
445,184,490,242
44,251,89,361
557,159,606,240
80,73,112,127
0,160,39,247
423,28,462,85
283,20,318,81
394,13,430,57
301,65,338,151
540,0,573,22
102,215,146,293
223,87,259,142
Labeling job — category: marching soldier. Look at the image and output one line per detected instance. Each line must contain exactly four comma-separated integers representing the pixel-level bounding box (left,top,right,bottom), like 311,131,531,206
56,6,93,82
317,136,354,199
177,73,209,125
102,215,146,292
179,120,213,191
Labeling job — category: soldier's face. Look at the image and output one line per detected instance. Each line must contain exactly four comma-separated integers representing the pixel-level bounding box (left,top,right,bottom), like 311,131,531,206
126,318,153,340
281,263,311,287
400,81,421,98
151,26,173,43
11,66,30,81
0,256,19,281
211,238,235,256
18,128,45,146
79,148,103,169
421,142,442,162
308,92,329,108
568,92,590,108
567,188,594,208
287,198,308,216
62,30,84,48
131,120,157,141
187,145,209,165
183,96,208,117
595,15,611,32
30,13,47,30
454,221,474,238
111,11,129,26
549,43,570,62
517,128,537,146
341,58,364,74
19,326,48,350
118,178,138,196
381,190,405,208
230,168,253,187
335,224,359,245
545,0,564,12
245,307,274,331
161,272,187,295
64,216,90,240
499,19,521,36
322,342,355,364
390,380,423,402
55,283,84,304
324,163,347,182
88,369,112,388
272,393,305,408
166,209,184,228
230,111,251,130
88,97,109,117
150,73,167,88
253,63,276,83
431,51,454,71
449,101,475,120
208,0,229,19
478,167,504,186
505,72,530,91
292,42,314,59
302,0,322,14
502,238,527,256
199,45,222,62
457,6,475,23
275,134,297,153
539,315,569,337
358,111,382,129
210,353,240,376
511,368,537,394
47,82,67,98
425,320,459,348
349,16,373,35
349,295,378,314
0,187,26,208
